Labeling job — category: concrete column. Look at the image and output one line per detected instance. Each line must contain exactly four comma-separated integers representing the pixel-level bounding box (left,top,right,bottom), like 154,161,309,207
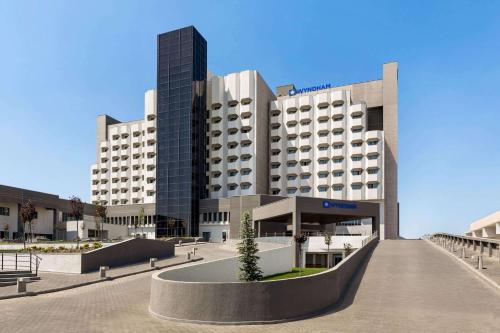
480,242,484,254
292,210,301,267
488,243,492,257
473,241,477,251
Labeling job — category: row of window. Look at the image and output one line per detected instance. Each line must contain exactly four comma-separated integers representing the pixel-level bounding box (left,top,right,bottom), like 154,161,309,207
271,182,380,195
270,154,379,168
211,98,252,110
201,211,230,223
212,183,252,191
271,168,379,181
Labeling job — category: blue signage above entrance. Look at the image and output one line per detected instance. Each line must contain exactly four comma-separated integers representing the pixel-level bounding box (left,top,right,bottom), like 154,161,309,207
289,83,331,96
322,201,357,209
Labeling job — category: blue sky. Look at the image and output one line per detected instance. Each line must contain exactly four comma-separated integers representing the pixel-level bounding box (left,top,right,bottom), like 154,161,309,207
1,1,499,238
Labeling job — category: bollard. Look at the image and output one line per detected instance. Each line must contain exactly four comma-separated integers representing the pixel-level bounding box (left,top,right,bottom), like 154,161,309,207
195,239,198,245
99,266,109,278
193,247,196,256
187,252,191,260
478,255,483,270
17,277,27,293
461,247,466,259
150,258,158,268
179,240,183,247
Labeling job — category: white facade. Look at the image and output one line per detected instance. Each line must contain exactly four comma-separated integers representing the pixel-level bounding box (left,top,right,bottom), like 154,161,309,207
206,70,273,199
91,90,157,206
269,89,384,201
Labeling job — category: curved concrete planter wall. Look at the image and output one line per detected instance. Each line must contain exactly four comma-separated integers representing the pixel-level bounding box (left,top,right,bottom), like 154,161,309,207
149,237,378,324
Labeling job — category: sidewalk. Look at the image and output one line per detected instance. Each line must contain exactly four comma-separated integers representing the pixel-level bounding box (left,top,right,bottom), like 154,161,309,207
426,238,500,290
0,254,202,300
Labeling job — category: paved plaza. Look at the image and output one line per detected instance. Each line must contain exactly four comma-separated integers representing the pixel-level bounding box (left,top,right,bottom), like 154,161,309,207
1,240,499,332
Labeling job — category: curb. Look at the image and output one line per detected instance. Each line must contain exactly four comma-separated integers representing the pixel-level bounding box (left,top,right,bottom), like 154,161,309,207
0,257,203,301
424,239,500,293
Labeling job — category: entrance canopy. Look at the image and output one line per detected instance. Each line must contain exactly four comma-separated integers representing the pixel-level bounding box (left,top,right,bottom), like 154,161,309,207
252,196,380,236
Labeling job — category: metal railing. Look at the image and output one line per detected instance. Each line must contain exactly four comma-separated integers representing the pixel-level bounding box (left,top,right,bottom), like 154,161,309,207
0,252,42,275
361,231,378,247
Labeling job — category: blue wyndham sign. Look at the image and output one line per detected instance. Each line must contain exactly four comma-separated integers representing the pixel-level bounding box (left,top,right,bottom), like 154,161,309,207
289,83,331,96
322,201,357,209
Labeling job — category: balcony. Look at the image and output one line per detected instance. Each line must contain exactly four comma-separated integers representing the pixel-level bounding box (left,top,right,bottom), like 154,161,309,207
332,147,345,157
210,176,222,186
366,157,382,169
366,171,382,183
300,178,312,187
211,149,224,159
210,163,223,173
351,159,364,170
366,143,381,155
350,146,363,156
332,106,344,117
270,114,281,125
146,170,156,180
316,149,330,159
211,121,223,132
240,146,253,155
211,135,223,146
350,116,365,128
147,119,157,131
228,133,239,143
350,132,364,142
299,136,312,148
316,122,329,132
299,151,312,161
316,136,330,146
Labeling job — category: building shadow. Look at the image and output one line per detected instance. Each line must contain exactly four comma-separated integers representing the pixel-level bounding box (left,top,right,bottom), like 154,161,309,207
306,244,376,319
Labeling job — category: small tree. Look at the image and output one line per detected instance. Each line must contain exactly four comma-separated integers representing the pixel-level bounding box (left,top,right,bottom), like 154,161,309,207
70,196,84,249
20,200,36,249
95,202,107,241
237,212,263,282
133,215,139,237
324,232,332,268
138,207,145,238
294,233,308,276
344,243,353,257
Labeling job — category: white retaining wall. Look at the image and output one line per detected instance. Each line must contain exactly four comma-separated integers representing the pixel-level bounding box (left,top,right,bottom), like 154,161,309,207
37,253,82,274
161,245,293,282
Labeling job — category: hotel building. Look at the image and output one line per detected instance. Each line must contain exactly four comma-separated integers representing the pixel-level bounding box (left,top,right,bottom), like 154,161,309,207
89,26,399,241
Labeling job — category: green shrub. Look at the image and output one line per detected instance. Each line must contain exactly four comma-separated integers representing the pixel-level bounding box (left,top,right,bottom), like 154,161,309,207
93,242,102,249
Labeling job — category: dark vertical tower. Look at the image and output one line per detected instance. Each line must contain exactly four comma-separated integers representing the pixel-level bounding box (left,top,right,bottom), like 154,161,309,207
156,26,207,237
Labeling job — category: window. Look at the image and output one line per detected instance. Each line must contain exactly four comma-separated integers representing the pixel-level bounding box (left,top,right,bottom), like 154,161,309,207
318,145,328,151
241,183,251,190
318,131,329,137
333,129,343,135
352,142,362,147
333,185,343,191
318,159,328,165
318,186,328,192
367,183,379,189
228,171,237,177
352,156,363,161
300,174,311,180
367,140,379,146
300,187,311,193
287,161,297,167
333,144,344,149
300,160,311,166
271,137,280,142
271,150,280,156
241,169,251,175
352,170,363,176
271,163,280,169
352,127,363,133
272,189,281,195
333,171,344,177
0,207,10,216
333,158,343,163
339,220,362,226
318,118,328,123
367,168,378,174
287,188,297,194
368,154,379,160
287,175,297,180
351,184,363,190
228,184,238,190
352,114,362,119
300,147,311,152
318,172,328,178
